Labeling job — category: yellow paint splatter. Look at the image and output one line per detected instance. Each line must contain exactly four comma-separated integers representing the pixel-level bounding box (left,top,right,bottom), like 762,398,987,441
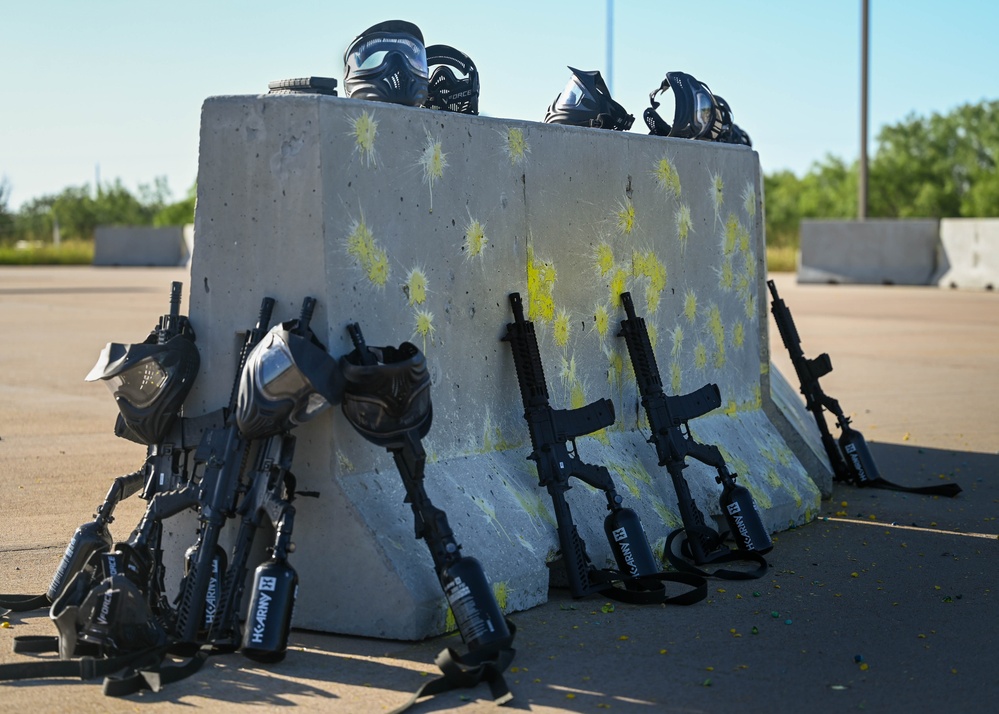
465,218,487,258
640,323,657,353
526,245,557,322
632,251,667,313
493,582,509,611
724,214,739,256
504,127,530,165
419,132,448,209
414,308,435,350
669,325,684,357
742,182,757,218
709,172,724,215
593,303,611,338
616,199,636,235
694,342,708,370
723,400,738,417
765,467,782,488
336,450,354,472
553,308,572,347
651,497,683,529
404,267,428,305
594,241,615,276
718,260,734,290
670,359,682,393
346,219,390,287
676,204,692,247
683,290,698,323
706,304,725,367
609,269,628,307
744,293,757,320
652,155,681,196
733,321,745,348
351,111,378,166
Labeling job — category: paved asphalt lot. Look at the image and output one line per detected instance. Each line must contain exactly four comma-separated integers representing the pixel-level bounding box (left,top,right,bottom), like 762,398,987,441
0,266,996,713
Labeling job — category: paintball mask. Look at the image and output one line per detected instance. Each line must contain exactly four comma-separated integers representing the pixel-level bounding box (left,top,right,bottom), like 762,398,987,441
339,332,432,449
643,71,724,140
424,44,480,114
544,67,634,131
343,20,429,106
236,300,344,441
86,332,200,446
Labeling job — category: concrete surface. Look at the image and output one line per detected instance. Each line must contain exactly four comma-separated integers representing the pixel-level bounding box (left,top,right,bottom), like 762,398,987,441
93,226,188,267
181,94,819,639
933,218,999,290
797,219,939,285
1,266,996,713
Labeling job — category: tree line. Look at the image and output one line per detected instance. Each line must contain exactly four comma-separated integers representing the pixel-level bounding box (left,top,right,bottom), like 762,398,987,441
765,98,999,250
1,99,995,249
0,177,195,246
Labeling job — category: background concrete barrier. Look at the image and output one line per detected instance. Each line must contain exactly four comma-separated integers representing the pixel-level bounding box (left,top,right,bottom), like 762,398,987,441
175,94,823,640
797,219,939,285
933,218,999,290
93,225,188,266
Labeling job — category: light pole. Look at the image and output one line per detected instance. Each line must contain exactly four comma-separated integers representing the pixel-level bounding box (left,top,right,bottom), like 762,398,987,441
859,0,869,220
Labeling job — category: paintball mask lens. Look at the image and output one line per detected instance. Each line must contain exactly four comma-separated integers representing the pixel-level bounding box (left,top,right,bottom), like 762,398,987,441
255,332,329,418
693,92,714,133
102,357,168,409
348,37,428,75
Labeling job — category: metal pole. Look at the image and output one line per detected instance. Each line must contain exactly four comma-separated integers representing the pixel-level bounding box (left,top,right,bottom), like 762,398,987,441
606,0,614,92
859,0,869,220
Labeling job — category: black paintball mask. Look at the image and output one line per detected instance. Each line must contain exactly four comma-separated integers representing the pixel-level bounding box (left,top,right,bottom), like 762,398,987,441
424,44,480,114
236,313,344,442
714,94,753,146
643,71,724,140
339,337,432,449
343,20,429,106
85,331,200,446
544,66,634,131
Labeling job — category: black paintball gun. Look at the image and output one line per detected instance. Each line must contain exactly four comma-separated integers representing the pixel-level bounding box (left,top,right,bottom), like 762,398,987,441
0,281,204,616
218,296,342,662
341,322,516,710
617,292,771,579
502,292,705,605
767,279,960,497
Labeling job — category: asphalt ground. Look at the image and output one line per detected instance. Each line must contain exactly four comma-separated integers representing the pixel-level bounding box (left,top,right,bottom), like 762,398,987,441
0,266,996,713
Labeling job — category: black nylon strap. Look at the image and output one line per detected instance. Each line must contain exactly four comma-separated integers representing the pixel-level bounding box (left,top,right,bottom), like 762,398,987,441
102,645,213,697
596,569,708,606
665,530,769,581
0,593,50,612
836,474,962,497
0,644,167,684
388,620,517,714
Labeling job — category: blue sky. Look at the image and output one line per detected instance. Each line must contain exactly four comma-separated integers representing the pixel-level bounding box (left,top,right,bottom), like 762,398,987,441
2,0,996,210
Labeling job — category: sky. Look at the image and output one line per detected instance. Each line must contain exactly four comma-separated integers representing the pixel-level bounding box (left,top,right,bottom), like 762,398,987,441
2,0,996,211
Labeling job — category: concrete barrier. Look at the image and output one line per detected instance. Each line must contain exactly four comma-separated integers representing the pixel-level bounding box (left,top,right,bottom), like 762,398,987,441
797,219,939,285
92,225,188,267
933,218,999,290
175,94,823,640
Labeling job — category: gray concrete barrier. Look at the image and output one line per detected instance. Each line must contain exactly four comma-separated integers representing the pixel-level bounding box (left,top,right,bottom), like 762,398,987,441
933,218,999,290
173,94,823,640
93,225,188,267
797,219,939,285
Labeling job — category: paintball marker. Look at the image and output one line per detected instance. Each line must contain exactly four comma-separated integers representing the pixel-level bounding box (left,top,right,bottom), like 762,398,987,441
617,292,771,579
767,279,960,497
341,322,516,710
0,281,203,615
502,292,705,605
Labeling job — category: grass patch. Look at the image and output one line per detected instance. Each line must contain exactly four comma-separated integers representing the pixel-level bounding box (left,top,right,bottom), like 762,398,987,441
0,240,94,265
766,245,798,273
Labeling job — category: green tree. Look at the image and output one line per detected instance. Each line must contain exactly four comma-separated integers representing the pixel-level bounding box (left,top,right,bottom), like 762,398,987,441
869,100,999,218
0,177,13,243
153,182,197,227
